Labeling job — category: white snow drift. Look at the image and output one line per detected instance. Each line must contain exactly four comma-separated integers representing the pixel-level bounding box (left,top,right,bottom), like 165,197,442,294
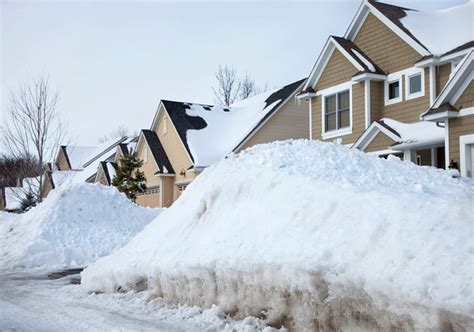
0,183,160,270
82,140,474,330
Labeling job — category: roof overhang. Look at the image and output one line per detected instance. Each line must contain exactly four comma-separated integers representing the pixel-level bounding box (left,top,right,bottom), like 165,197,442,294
303,36,365,91
352,121,400,151
352,72,387,82
415,47,474,68
344,0,430,57
391,137,445,150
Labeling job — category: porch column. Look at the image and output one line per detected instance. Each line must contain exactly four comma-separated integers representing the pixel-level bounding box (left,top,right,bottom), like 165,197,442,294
404,149,416,163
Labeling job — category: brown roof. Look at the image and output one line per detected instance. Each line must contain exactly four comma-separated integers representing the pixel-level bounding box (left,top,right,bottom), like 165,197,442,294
423,103,458,117
368,0,429,54
332,36,386,75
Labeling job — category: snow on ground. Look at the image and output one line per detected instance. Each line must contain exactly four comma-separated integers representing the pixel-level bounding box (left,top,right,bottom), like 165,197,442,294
0,183,160,270
82,140,474,331
401,1,473,56
0,271,280,332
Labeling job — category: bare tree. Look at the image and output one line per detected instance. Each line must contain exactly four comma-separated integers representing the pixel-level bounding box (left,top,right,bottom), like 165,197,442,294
212,65,241,106
0,76,67,204
98,125,130,143
239,72,257,100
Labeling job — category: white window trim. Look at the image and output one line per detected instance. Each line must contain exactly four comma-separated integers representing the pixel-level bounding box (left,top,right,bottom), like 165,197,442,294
384,73,403,105
320,82,353,139
460,134,474,177
405,68,425,100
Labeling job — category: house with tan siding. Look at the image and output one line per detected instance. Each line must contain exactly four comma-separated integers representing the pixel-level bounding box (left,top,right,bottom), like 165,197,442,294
134,79,309,208
94,138,137,186
421,50,474,177
297,0,473,172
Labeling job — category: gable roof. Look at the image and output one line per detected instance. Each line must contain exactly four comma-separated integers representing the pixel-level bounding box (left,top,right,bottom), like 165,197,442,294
346,1,472,58
332,36,385,75
139,130,175,175
62,137,127,171
154,79,305,167
421,50,474,121
353,118,444,151
98,161,117,185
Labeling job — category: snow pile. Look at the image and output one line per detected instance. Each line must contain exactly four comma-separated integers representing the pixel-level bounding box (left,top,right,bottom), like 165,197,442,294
0,183,160,270
82,140,474,330
352,48,375,72
382,118,444,144
401,1,473,56
185,91,281,167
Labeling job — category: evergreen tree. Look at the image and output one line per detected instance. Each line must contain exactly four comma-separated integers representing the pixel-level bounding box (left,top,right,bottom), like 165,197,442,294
21,191,37,212
112,152,146,202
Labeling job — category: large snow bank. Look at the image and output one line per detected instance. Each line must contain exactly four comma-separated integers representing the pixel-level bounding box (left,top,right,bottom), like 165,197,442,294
82,140,474,330
0,183,160,270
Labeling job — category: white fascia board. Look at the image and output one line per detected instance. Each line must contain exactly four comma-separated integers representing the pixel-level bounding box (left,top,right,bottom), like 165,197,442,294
344,2,369,40
296,92,318,100
391,138,445,150
439,47,474,65
422,111,458,122
150,101,165,132
352,73,387,82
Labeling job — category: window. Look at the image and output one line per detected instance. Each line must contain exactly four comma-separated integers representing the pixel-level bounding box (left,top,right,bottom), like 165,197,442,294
324,90,350,132
388,81,400,100
405,69,424,100
163,117,168,135
408,74,422,94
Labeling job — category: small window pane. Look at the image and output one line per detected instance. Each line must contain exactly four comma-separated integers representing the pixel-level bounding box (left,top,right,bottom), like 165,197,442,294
409,74,422,94
338,91,349,110
388,81,399,100
339,109,350,128
325,95,336,114
326,113,336,131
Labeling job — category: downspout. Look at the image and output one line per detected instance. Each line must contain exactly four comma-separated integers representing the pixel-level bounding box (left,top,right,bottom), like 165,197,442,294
364,79,371,129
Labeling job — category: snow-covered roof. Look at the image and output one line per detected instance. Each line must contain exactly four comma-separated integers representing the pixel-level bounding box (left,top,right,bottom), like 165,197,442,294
399,1,473,56
382,118,444,146
159,79,305,167
64,137,127,170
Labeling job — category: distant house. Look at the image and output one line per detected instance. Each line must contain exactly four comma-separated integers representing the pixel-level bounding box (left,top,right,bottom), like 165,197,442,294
134,79,308,208
297,0,472,173
42,137,128,197
94,137,137,186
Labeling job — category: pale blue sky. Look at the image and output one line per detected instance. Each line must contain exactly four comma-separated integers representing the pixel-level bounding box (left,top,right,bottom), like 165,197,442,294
1,0,466,145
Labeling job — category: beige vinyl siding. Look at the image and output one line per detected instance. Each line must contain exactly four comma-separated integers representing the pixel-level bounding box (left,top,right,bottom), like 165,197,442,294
238,97,309,151
56,149,70,171
382,68,430,123
353,13,421,74
155,107,196,183
364,132,396,153
95,167,109,185
161,177,174,208
315,49,359,90
136,192,160,208
436,64,451,97
137,140,160,187
449,115,474,165
454,81,474,110
311,82,365,145
370,81,383,122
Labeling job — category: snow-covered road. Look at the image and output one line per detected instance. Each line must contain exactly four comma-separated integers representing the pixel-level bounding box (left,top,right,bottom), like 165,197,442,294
0,270,272,332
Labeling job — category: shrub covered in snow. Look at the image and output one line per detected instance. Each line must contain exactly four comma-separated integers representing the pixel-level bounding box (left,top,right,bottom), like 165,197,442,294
0,183,160,270
82,140,474,330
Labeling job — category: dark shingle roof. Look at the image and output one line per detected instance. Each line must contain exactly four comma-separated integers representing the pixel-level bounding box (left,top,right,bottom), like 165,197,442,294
141,130,175,175
332,36,385,75
423,103,458,117
161,78,305,162
367,0,429,53
100,161,117,185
